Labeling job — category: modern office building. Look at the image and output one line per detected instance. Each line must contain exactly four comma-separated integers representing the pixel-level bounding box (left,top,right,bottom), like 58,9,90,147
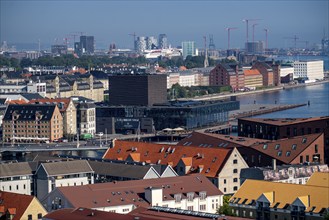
158,34,168,49
74,35,94,55
146,36,157,50
108,74,167,106
182,41,197,59
96,99,239,133
293,60,324,81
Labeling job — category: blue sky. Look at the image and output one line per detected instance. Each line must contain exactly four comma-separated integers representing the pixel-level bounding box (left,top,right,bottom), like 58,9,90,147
1,0,328,50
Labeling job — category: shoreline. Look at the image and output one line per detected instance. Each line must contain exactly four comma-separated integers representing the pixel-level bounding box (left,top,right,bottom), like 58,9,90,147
192,80,329,101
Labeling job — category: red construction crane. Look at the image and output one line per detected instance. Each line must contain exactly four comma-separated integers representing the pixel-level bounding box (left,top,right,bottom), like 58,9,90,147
242,18,262,43
226,27,237,50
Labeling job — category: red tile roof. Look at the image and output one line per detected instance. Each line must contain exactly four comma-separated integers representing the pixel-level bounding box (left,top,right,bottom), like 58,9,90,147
29,98,72,112
6,99,28,105
243,69,261,76
103,140,233,177
0,191,34,220
55,175,222,209
43,207,156,220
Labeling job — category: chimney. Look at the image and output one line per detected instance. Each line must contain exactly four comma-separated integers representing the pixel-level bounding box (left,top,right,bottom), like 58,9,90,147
272,159,277,171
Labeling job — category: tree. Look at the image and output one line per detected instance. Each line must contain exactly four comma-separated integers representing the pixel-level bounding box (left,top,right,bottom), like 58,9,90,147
217,195,235,216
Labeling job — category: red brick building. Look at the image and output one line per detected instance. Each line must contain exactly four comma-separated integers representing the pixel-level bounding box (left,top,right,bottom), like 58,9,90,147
209,63,245,91
238,116,329,163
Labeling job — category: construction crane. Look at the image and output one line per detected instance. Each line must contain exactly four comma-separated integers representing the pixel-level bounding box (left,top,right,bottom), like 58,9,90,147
129,32,137,50
252,23,258,42
264,28,269,54
283,35,299,49
208,34,215,50
242,18,262,43
226,27,237,50
298,40,309,49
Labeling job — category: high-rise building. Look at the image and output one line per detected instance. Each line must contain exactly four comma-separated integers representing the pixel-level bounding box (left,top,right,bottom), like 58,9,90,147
135,36,147,53
79,35,95,54
146,36,157,50
182,41,196,59
245,41,264,54
158,34,168,49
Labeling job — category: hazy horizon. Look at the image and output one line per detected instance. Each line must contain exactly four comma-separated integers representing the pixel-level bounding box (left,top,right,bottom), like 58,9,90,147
1,0,328,50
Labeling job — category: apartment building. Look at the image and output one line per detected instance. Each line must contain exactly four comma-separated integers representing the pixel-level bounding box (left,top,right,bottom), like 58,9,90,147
230,172,329,219
102,139,249,194
243,69,263,89
35,160,94,200
29,98,77,139
238,116,329,163
0,162,37,195
42,175,223,214
2,104,63,143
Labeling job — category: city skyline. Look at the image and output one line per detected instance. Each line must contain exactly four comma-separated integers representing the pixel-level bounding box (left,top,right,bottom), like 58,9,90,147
1,0,328,50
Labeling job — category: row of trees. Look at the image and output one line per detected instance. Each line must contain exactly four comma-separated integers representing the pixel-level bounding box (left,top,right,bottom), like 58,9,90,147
168,83,231,99
0,54,222,70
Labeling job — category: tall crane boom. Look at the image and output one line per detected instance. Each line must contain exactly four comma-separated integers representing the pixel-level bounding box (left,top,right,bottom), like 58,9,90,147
284,35,299,49
242,18,262,43
226,27,237,50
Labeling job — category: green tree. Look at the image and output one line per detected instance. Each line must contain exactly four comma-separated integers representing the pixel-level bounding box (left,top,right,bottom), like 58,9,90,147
217,195,235,216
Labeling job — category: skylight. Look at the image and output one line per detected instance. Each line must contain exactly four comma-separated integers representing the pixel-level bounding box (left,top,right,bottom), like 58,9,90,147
292,144,297,150
286,151,291,157
263,144,268,150
277,151,282,156
275,144,280,150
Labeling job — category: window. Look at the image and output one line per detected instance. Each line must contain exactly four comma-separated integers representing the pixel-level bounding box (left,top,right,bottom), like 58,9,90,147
292,144,297,150
188,206,193,211
233,169,238,173
122,208,129,212
315,144,318,153
224,188,227,192
38,213,42,219
16,185,19,190
306,155,309,162
286,151,291,157
187,193,194,202
28,215,32,220
233,186,238,191
233,178,238,182
200,204,206,211
175,194,182,203
233,159,238,164
224,179,227,184
275,144,280,150
300,156,304,163
200,191,207,200
263,144,268,150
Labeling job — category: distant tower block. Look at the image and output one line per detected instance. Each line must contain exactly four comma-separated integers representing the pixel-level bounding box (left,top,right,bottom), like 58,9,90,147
209,35,215,50
158,34,168,49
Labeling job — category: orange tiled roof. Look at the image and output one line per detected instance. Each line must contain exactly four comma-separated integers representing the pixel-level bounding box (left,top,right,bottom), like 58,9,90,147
6,99,28,105
103,140,233,178
243,69,261,76
29,98,72,112
0,191,34,220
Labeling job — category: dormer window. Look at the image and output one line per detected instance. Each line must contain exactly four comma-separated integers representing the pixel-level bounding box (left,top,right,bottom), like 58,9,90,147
174,194,182,203
187,192,194,202
200,191,207,200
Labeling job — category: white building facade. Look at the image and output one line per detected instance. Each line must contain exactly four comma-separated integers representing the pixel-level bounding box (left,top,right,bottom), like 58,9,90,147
293,60,324,81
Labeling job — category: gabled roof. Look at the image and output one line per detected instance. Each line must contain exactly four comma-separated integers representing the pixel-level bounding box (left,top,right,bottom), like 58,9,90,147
3,104,57,121
250,133,323,164
103,140,233,178
51,175,222,209
88,161,158,179
19,93,44,100
306,172,329,187
38,160,94,176
238,116,329,126
230,179,329,213
0,191,34,220
0,162,36,178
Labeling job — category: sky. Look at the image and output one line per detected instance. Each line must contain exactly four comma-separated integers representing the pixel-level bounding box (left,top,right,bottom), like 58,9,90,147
0,0,328,50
